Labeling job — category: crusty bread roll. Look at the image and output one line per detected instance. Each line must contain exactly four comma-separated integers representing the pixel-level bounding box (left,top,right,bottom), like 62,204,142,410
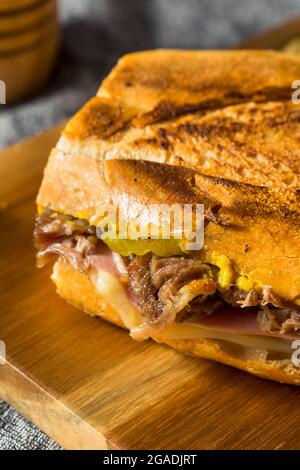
36,50,300,385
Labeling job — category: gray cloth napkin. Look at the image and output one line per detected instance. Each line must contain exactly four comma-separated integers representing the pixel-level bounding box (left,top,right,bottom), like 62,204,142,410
0,402,60,450
1,0,299,451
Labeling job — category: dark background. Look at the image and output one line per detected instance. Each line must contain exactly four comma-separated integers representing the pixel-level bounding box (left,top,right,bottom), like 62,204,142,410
1,0,300,450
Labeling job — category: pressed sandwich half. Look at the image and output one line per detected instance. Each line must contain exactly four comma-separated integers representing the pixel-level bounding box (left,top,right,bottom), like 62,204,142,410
35,50,300,385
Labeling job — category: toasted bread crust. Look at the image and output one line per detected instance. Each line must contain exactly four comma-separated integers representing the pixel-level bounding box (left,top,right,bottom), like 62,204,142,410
52,258,300,386
52,258,125,329
57,50,300,190
37,153,300,302
99,50,300,110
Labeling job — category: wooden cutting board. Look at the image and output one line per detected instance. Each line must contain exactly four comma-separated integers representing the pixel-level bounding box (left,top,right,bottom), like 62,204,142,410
2,18,300,450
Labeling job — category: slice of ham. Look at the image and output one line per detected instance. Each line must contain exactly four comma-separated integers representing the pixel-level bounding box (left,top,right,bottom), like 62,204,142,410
188,306,297,340
89,245,126,278
89,248,140,308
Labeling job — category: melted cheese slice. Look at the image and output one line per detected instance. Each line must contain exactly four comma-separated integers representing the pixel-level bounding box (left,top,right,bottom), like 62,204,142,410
158,323,292,354
92,270,140,330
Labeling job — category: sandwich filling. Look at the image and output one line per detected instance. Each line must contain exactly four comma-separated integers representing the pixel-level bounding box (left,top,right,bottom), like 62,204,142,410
34,209,300,345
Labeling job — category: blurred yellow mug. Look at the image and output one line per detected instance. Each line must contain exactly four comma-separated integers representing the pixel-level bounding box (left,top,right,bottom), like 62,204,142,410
0,0,60,104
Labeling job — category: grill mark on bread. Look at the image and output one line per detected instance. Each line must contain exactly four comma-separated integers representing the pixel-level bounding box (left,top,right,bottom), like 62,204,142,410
105,158,300,226
64,86,294,142
63,97,136,140
133,87,292,128
131,101,300,190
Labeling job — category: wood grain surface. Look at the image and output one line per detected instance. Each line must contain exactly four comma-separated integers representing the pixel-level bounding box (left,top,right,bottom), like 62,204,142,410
1,19,300,450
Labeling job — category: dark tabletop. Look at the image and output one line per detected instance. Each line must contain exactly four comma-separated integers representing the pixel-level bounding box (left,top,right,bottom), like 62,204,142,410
0,0,299,450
